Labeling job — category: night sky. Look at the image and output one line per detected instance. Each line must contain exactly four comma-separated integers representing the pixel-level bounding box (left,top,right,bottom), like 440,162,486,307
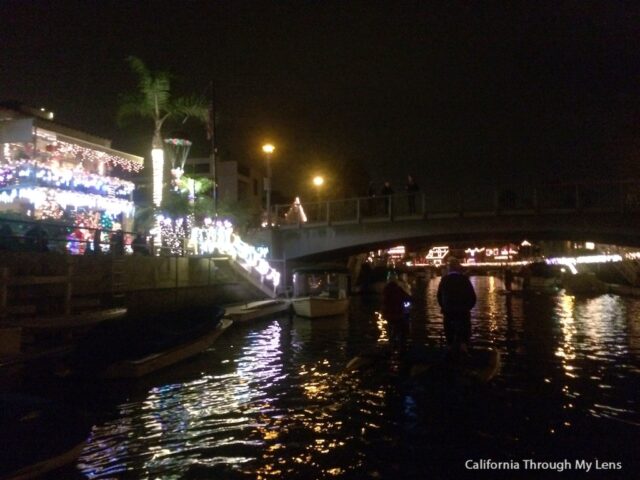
2,1,640,198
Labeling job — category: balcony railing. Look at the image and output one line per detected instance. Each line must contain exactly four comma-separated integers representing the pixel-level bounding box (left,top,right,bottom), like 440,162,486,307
273,180,640,228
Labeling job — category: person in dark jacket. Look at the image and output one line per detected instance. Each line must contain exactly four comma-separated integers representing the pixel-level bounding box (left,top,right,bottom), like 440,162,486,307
132,232,150,255
437,257,476,355
380,181,394,215
405,175,420,214
383,272,413,345
93,229,102,254
383,274,412,322
111,229,125,255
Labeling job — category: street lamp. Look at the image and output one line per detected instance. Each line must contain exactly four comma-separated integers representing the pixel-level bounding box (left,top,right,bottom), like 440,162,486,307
312,175,324,201
312,175,324,221
312,175,324,189
262,143,275,225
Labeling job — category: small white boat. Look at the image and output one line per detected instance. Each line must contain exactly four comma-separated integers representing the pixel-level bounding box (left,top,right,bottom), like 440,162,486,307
291,295,349,318
224,299,291,322
291,265,350,318
102,318,233,379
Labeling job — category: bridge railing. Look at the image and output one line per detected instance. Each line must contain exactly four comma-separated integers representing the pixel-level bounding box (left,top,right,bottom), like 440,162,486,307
274,180,640,228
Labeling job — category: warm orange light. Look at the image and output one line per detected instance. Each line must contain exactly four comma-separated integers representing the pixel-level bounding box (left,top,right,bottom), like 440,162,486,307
262,143,275,154
312,175,324,187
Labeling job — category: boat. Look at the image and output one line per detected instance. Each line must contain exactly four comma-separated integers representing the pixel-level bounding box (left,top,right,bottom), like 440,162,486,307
290,295,349,318
0,308,127,361
290,265,350,318
223,299,291,323
0,394,89,480
4,307,127,333
517,261,562,293
345,345,501,385
69,306,229,379
408,346,501,385
562,272,608,295
103,318,232,379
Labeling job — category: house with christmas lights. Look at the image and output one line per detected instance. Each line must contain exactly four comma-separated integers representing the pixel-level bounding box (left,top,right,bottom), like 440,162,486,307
0,102,143,253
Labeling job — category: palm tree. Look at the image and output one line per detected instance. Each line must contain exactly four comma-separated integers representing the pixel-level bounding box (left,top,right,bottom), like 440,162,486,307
118,56,208,206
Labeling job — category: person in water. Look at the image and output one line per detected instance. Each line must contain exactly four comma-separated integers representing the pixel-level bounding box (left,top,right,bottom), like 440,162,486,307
437,257,476,357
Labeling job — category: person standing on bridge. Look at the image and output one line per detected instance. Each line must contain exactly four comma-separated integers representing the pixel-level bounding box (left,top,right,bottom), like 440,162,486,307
405,175,420,214
437,257,476,359
380,181,394,215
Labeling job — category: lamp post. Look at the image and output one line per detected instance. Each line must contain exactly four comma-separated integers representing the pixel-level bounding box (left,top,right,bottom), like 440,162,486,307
312,175,324,221
262,143,275,226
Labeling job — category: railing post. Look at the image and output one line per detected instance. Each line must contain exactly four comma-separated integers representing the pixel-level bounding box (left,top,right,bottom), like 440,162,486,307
421,192,426,217
326,200,331,225
356,197,361,223
620,182,626,213
388,196,393,221
0,268,8,319
64,260,73,316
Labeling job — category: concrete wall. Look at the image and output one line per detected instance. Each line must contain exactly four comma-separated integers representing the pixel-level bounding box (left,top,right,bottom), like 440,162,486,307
0,253,269,317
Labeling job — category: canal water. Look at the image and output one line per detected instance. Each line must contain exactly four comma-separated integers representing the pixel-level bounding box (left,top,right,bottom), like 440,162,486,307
53,276,640,479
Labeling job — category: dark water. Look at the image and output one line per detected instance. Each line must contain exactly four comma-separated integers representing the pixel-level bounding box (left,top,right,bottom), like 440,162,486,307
54,277,640,479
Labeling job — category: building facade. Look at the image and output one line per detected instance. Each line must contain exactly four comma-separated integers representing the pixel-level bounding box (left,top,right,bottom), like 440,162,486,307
0,103,143,253
185,157,264,213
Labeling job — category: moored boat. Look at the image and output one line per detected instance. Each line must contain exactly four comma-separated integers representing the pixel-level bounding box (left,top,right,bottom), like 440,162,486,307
223,299,291,323
291,265,350,318
518,261,562,293
290,295,349,318
69,306,229,379
562,272,608,295
103,318,232,379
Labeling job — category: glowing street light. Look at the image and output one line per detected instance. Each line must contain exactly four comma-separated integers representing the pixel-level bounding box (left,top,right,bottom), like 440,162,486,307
262,143,275,155
312,175,325,221
262,143,275,225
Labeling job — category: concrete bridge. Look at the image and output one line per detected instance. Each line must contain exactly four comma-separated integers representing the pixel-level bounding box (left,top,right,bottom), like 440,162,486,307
264,180,640,260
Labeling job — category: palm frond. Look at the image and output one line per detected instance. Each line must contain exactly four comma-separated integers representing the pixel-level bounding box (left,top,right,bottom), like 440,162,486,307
117,93,154,126
144,75,171,112
124,56,172,117
126,56,153,92
171,95,209,123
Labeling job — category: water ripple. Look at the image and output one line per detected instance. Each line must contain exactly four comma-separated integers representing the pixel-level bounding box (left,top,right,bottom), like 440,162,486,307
77,278,640,478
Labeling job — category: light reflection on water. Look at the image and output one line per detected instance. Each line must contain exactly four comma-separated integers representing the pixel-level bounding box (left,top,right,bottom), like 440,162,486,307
78,276,640,479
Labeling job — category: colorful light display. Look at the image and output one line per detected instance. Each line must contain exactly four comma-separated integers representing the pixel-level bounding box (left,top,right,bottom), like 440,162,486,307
0,187,134,217
152,148,164,208
0,161,134,199
1,126,138,250
188,218,281,289
54,140,143,173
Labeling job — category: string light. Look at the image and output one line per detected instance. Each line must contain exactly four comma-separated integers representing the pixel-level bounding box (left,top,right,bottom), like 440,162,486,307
0,161,134,199
186,218,281,288
0,187,134,216
152,148,164,207
54,140,143,172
